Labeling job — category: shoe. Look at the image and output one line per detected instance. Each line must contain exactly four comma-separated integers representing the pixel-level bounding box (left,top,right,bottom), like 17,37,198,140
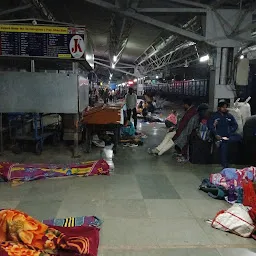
141,134,148,139
129,144,138,148
172,152,182,158
92,140,105,148
177,156,188,163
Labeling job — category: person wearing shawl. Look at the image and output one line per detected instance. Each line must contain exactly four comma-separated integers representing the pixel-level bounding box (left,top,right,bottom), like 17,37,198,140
148,98,199,161
172,98,199,163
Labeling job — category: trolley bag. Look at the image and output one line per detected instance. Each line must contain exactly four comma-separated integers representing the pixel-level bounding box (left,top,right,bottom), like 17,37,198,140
211,204,255,238
243,115,256,164
189,134,211,164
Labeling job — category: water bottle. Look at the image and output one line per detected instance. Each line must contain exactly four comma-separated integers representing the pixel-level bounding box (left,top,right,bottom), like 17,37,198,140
228,185,237,202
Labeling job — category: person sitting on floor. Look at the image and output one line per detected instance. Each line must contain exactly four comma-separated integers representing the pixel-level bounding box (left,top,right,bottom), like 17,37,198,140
121,119,136,137
165,110,178,128
137,101,144,114
148,127,176,156
208,100,242,168
148,100,201,158
172,98,199,163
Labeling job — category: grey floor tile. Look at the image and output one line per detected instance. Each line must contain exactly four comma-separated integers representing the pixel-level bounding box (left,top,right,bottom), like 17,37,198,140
0,200,20,209
100,219,158,248
17,199,61,220
189,249,221,256
145,199,193,219
172,183,209,200
102,248,188,256
151,218,212,246
184,199,228,219
166,171,201,185
136,174,180,199
217,248,256,256
103,199,149,219
104,183,143,199
56,198,104,219
0,182,32,200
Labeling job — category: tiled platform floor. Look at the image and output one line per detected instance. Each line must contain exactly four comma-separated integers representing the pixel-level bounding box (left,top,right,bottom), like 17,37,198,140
0,120,255,256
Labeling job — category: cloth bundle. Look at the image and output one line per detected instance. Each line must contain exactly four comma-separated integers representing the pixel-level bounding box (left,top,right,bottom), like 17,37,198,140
212,204,255,238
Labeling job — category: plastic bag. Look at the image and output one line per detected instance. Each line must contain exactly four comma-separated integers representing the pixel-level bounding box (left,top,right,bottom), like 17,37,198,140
211,204,255,238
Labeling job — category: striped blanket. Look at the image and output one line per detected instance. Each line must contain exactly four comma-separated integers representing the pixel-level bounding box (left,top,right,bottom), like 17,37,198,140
43,216,103,228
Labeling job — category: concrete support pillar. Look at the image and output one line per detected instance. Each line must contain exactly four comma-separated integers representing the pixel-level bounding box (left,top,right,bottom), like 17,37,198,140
220,48,228,85
209,47,236,111
31,60,35,72
72,62,80,158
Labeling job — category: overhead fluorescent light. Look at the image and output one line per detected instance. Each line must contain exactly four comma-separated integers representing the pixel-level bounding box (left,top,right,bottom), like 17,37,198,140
240,55,244,59
111,63,115,69
199,54,209,62
113,55,117,62
134,78,138,82
156,75,159,79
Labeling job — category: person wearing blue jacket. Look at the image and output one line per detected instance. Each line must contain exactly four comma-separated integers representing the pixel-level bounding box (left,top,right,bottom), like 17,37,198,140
208,100,242,168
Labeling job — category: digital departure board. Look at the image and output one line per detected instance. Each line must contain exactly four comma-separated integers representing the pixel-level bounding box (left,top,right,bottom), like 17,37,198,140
0,24,86,59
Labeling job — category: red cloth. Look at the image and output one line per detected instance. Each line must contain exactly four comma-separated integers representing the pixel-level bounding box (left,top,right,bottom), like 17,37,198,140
173,106,197,140
243,180,256,222
51,226,100,256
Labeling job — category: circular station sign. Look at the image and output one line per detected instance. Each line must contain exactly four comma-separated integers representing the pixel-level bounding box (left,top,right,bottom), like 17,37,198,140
69,35,85,59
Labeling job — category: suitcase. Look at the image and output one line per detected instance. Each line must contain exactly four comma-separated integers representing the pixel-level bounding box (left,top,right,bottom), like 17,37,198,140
243,115,256,165
189,136,212,164
211,140,244,165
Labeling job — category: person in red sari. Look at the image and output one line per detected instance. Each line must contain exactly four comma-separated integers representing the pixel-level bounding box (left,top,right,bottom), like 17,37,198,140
173,98,198,163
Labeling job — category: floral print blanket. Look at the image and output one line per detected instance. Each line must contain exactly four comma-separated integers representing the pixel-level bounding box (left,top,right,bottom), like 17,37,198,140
0,210,100,256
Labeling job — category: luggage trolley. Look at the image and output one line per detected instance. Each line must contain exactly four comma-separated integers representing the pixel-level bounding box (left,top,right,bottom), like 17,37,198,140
10,113,61,155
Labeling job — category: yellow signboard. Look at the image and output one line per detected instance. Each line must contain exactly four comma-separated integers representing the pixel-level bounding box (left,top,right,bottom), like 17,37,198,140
0,24,69,34
58,54,72,58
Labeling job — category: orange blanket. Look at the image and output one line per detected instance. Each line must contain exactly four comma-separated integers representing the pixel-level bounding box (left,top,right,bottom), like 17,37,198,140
0,210,99,256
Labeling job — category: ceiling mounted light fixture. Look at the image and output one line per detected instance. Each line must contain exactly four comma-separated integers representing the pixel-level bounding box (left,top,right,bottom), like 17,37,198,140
113,55,117,62
240,55,244,59
199,54,209,62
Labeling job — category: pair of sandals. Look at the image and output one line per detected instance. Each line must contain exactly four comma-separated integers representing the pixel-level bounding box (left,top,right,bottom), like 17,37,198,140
172,152,188,163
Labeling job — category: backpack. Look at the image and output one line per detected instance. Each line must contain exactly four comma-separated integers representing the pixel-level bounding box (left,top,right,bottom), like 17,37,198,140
197,119,210,141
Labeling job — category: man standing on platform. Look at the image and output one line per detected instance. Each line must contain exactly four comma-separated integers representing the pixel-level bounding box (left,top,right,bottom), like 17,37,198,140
125,87,137,130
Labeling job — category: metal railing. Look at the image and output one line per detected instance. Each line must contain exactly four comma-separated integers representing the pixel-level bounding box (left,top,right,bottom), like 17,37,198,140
144,79,209,101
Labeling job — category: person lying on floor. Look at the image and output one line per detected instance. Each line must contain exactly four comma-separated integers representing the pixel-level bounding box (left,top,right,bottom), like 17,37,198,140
148,99,201,160
208,100,241,168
